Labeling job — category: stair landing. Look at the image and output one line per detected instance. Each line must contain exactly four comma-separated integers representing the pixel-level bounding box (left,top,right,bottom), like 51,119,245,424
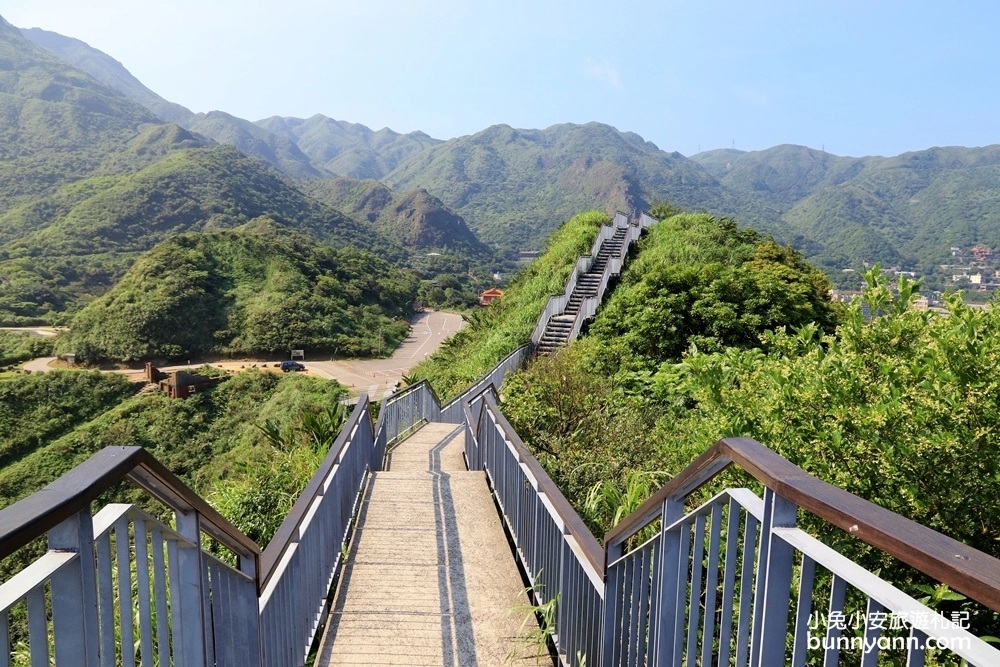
315,423,545,666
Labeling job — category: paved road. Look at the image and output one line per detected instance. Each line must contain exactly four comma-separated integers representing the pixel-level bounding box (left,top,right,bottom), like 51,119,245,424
307,310,464,399
19,311,466,400
0,327,62,338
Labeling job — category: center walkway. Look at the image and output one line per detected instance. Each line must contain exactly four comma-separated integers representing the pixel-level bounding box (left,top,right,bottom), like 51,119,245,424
315,423,545,666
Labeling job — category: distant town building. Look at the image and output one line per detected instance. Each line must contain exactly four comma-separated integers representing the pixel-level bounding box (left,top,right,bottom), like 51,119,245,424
971,273,983,285
479,288,504,306
951,247,962,256
971,245,994,262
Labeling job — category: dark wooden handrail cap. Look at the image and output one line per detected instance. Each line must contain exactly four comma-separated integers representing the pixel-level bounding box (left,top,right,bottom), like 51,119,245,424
605,437,1000,613
0,446,259,567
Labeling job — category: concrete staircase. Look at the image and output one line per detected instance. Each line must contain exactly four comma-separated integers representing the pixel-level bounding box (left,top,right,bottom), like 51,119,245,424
536,225,629,355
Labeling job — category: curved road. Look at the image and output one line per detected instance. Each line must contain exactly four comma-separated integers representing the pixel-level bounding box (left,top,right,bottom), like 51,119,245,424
19,311,466,400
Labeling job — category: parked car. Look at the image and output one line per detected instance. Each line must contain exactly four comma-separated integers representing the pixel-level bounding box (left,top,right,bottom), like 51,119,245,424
280,360,306,372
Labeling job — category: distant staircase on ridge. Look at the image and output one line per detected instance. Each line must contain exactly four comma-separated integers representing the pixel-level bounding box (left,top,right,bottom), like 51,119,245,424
531,212,656,355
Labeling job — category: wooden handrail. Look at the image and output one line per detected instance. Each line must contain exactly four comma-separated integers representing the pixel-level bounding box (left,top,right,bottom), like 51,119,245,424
605,437,1000,612
482,390,605,576
0,445,260,566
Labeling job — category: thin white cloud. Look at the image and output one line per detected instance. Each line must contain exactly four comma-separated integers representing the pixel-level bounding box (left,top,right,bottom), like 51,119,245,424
585,59,622,90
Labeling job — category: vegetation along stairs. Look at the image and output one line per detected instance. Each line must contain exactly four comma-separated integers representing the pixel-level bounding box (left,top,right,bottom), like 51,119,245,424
531,212,655,355
4,212,1000,667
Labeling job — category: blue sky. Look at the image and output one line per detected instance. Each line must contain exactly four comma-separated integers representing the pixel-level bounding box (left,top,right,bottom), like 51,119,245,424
4,0,998,157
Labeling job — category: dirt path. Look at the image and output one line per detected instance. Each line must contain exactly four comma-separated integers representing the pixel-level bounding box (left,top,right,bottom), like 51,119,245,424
19,311,466,400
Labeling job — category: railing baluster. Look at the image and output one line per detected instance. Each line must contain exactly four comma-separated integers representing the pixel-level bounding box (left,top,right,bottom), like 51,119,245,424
0,610,8,667
717,497,741,667
622,549,636,666
673,519,692,666
861,598,885,667
174,511,207,667
649,497,683,667
791,554,816,667
906,628,928,667
753,490,798,667
734,514,759,667
115,516,135,667
49,508,99,667
96,529,116,667
633,543,652,666
700,502,723,667
822,575,847,667
133,519,155,665
27,585,47,667
151,528,171,667
605,561,623,667
685,514,706,667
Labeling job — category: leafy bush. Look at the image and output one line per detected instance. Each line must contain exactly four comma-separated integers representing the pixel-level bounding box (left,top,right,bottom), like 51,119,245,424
0,331,54,366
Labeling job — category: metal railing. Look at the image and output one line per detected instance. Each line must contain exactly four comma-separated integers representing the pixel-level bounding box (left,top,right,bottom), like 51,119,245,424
466,388,605,665
258,379,444,665
258,399,377,667
440,343,530,423
531,223,618,346
569,214,640,341
601,437,1000,667
534,212,652,347
0,446,261,667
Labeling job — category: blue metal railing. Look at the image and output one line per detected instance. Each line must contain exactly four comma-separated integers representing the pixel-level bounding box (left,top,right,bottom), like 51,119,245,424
466,387,605,665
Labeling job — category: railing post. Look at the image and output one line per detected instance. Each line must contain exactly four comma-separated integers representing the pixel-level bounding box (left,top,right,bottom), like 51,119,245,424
648,497,684,667
751,488,798,667
239,555,263,667
174,510,208,667
48,508,100,667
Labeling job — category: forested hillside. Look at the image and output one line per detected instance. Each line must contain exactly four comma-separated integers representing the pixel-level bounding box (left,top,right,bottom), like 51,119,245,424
61,220,417,362
0,16,157,211
0,143,400,323
692,143,1000,275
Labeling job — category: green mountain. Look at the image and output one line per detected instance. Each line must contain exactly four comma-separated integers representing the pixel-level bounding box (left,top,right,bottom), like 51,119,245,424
694,144,1000,273
380,122,780,253
19,26,192,124
301,177,492,256
185,111,324,179
0,143,402,322
61,219,418,362
0,16,159,210
256,114,440,179
19,27,324,179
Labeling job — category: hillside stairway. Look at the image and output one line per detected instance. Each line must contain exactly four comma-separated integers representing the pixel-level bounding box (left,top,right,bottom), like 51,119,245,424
314,423,542,667
532,213,655,356
536,227,627,354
